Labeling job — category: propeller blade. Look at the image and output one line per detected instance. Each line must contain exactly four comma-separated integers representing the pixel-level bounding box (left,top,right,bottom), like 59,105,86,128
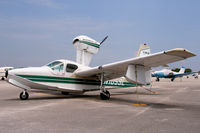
100,36,108,45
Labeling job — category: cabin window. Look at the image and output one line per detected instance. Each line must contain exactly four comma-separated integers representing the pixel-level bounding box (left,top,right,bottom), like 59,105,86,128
52,63,64,72
47,61,62,68
66,64,78,73
47,61,64,72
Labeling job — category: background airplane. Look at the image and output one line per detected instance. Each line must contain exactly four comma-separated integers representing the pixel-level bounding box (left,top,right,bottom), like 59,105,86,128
152,66,194,81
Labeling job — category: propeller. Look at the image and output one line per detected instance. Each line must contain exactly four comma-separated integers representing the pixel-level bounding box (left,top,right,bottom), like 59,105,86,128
100,36,108,45
5,70,8,78
168,72,174,77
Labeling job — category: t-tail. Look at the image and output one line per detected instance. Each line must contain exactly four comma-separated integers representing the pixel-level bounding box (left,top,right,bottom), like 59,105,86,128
137,43,151,57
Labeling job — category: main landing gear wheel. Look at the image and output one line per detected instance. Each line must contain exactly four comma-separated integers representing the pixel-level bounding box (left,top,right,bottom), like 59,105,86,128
100,90,110,100
156,77,160,82
1,77,5,80
99,68,111,100
19,91,29,100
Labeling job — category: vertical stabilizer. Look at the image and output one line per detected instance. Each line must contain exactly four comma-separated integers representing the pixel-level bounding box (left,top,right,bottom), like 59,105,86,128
137,44,151,57
73,35,100,66
179,66,185,73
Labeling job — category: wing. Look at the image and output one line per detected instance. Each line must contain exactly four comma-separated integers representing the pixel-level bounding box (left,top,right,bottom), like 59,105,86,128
75,48,195,80
174,72,196,77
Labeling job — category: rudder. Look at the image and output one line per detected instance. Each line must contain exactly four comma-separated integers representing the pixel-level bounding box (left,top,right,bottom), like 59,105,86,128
137,43,151,57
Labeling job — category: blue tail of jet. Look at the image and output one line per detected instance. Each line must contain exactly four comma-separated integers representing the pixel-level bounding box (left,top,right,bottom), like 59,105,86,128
179,66,185,73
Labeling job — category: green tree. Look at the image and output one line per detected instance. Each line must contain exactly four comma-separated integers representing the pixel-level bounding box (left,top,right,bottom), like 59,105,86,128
171,68,180,72
171,68,192,73
185,68,192,73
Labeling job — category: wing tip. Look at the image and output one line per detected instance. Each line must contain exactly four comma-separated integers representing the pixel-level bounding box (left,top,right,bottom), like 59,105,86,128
164,48,196,58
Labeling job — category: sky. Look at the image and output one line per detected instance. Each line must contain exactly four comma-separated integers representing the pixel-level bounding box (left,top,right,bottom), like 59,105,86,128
0,0,199,71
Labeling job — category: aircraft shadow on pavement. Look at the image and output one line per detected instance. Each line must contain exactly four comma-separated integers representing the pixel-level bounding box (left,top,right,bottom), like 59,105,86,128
6,88,159,101
109,97,181,109
7,94,90,101
5,89,182,110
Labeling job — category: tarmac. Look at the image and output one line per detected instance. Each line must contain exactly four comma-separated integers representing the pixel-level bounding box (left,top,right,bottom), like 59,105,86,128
0,77,200,133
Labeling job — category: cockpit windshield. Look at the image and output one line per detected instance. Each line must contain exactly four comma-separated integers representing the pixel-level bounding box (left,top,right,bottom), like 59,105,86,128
47,61,62,68
47,61,64,72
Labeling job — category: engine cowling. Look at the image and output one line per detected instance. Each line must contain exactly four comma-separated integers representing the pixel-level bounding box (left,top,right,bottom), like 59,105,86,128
73,35,100,66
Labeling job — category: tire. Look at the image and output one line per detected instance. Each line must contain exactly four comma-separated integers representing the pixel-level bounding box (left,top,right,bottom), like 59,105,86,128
1,77,4,80
19,91,29,100
100,90,110,100
61,91,69,95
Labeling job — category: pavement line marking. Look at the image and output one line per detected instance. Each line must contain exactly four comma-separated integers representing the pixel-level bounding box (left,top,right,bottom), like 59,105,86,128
133,104,147,107
32,92,62,97
135,108,150,116
32,92,43,94
165,108,184,111
151,92,159,94
192,90,200,92
134,87,188,117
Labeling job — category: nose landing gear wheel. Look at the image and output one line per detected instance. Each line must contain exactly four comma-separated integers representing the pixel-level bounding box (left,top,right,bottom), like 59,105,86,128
19,91,29,100
100,90,110,100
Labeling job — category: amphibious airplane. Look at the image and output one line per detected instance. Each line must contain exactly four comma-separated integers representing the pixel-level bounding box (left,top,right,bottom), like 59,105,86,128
6,35,196,100
0,67,13,80
152,66,194,81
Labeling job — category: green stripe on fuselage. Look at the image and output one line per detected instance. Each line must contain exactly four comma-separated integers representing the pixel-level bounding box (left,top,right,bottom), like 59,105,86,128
16,75,100,85
16,75,147,87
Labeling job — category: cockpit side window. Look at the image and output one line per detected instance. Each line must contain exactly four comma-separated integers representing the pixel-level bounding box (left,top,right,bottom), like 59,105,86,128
52,63,64,72
47,61,64,72
66,64,78,73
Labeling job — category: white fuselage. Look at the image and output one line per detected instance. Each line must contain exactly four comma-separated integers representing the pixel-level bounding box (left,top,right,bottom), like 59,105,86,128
152,68,185,79
7,60,138,93
7,60,101,93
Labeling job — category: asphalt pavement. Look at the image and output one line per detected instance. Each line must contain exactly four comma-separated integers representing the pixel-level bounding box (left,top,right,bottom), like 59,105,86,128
0,77,200,133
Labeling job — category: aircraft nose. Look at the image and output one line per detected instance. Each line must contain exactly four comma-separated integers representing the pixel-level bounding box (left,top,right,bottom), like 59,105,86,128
7,69,18,76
